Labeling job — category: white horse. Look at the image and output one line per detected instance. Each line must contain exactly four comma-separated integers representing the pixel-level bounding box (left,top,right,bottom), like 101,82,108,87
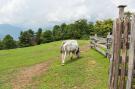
61,40,80,65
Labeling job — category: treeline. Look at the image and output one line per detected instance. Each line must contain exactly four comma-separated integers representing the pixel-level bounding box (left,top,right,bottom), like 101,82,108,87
0,19,113,50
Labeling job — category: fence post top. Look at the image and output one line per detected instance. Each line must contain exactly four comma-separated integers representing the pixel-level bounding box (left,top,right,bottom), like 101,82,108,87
118,5,127,20
118,5,127,8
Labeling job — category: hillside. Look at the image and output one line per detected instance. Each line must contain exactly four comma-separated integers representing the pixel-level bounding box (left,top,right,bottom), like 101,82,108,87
0,40,109,89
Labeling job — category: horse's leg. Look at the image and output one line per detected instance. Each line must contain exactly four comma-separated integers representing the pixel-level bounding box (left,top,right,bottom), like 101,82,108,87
74,51,77,59
61,53,64,64
62,51,67,65
70,52,73,59
68,52,71,58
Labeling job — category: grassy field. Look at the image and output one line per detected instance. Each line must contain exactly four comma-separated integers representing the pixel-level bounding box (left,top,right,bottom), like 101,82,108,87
0,40,109,89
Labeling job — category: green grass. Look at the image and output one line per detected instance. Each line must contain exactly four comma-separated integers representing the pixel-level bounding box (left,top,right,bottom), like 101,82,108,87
37,47,109,89
0,40,109,89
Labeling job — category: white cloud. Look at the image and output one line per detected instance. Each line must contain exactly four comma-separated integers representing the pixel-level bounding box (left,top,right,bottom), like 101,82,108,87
0,0,135,24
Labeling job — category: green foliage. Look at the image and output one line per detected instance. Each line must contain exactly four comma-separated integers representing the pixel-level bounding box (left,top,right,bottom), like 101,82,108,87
42,30,53,43
18,19,113,49
51,19,112,40
68,23,82,39
60,23,68,40
36,28,43,45
0,18,113,50
75,19,89,36
52,25,63,41
19,29,36,47
52,19,95,40
94,19,113,37
0,40,3,50
88,22,95,35
2,35,17,49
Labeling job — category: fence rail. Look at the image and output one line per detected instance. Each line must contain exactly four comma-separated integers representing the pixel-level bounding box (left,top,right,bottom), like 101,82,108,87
90,33,112,59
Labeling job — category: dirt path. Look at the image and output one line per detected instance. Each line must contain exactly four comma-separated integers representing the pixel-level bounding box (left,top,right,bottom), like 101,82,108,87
80,44,90,53
11,44,90,89
11,60,52,89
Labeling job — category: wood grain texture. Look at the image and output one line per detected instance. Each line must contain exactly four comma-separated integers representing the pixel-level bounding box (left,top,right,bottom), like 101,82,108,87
126,14,135,89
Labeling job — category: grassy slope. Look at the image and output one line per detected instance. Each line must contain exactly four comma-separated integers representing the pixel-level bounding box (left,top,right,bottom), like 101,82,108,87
0,40,109,89
0,41,61,89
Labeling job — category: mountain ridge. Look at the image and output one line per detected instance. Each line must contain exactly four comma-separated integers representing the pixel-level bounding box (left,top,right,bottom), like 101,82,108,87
0,24,24,40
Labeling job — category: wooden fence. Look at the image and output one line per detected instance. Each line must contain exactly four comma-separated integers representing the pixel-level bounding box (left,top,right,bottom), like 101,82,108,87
90,33,112,59
109,5,135,89
90,5,135,89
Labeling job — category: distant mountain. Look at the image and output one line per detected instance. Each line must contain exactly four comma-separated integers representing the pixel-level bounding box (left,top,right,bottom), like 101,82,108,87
0,24,24,40
15,23,54,31
0,23,54,40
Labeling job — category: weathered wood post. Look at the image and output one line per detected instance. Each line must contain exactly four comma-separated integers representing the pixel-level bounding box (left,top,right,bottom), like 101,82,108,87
106,32,112,59
120,11,129,89
109,5,127,89
126,14,135,89
118,5,126,19
111,18,122,89
90,34,98,48
108,20,116,88
118,5,130,89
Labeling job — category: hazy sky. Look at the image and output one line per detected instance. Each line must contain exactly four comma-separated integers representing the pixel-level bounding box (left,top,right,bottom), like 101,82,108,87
0,0,135,24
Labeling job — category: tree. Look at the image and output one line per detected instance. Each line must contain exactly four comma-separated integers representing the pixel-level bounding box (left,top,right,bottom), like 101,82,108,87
0,40,3,50
67,23,81,39
52,25,62,41
73,19,89,39
77,19,89,35
42,30,53,43
94,19,113,37
19,29,36,47
36,28,42,44
88,22,94,35
2,35,17,49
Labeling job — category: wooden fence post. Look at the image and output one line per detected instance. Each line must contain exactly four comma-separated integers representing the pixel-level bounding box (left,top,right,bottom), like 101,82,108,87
107,32,112,59
109,20,116,89
126,14,135,89
110,18,122,89
120,18,129,89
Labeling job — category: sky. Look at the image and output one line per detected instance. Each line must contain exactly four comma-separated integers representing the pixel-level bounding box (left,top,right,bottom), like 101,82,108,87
0,0,135,25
